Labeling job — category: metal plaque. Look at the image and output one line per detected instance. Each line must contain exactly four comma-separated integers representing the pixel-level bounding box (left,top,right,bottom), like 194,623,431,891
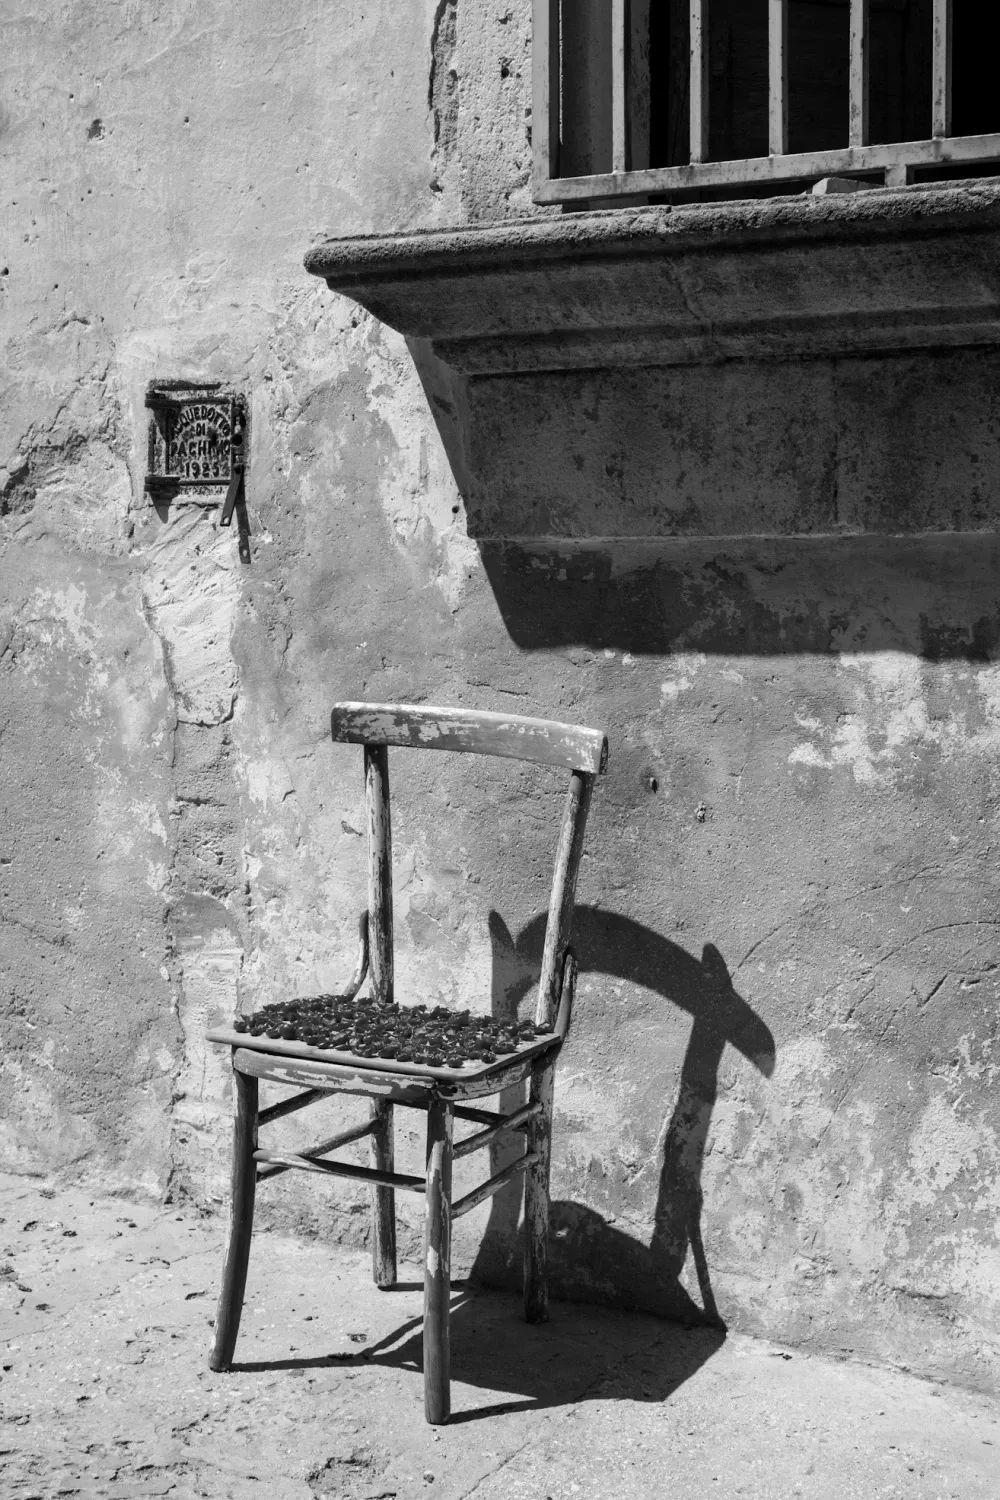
145,384,248,503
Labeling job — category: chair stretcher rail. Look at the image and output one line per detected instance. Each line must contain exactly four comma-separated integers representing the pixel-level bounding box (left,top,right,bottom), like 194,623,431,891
451,1152,538,1219
255,1117,376,1179
258,1087,326,1127
404,1101,510,1128
254,1148,425,1193
452,1101,542,1159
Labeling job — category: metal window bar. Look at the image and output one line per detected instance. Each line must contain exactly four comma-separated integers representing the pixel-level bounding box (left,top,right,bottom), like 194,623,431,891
532,0,560,195
690,0,708,165
612,0,627,174
532,0,998,203
768,0,788,158
849,0,870,149
932,0,953,140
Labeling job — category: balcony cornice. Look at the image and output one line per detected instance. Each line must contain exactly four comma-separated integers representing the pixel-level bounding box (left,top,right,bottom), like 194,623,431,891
305,179,1000,375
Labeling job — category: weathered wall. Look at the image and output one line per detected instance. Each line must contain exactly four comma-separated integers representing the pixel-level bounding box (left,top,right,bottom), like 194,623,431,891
2,0,999,1399
0,0,478,1196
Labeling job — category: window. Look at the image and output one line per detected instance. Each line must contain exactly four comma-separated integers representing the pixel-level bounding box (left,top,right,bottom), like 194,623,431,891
532,0,1000,203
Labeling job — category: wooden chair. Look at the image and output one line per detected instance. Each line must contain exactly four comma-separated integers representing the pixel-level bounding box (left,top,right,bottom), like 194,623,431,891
206,703,608,1424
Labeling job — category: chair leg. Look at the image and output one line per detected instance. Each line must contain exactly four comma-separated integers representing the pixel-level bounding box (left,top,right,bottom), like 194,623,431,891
210,1068,258,1371
523,1052,555,1324
423,1098,453,1424
370,1099,397,1288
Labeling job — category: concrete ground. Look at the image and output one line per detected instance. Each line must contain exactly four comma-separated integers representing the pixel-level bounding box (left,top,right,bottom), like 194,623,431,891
1,1174,997,1500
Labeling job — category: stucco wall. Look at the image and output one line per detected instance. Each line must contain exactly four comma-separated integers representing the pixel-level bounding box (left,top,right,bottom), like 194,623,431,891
2,1,999,1396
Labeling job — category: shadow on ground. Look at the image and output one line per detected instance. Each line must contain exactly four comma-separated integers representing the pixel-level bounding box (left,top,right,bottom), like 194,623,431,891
231,1281,727,1422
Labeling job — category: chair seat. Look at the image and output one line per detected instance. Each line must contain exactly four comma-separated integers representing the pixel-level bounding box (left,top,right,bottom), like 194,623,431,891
207,986,566,1088
207,1023,561,1094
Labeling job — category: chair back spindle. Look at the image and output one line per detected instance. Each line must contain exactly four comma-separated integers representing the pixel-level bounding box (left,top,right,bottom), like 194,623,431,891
536,769,594,1029
365,744,393,1005
333,704,608,1019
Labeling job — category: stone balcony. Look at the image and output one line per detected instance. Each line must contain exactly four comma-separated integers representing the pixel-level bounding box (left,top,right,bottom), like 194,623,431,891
305,181,1000,542
306,179,1000,377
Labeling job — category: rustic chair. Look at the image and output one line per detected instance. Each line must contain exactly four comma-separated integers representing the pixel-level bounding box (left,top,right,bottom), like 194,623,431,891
206,702,608,1424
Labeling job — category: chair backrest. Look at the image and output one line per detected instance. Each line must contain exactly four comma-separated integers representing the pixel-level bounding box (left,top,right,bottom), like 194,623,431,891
330,703,609,1026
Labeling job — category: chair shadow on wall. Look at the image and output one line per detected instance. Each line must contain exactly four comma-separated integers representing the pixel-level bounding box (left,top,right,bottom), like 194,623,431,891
234,909,775,1420
444,905,775,1417
473,908,776,1328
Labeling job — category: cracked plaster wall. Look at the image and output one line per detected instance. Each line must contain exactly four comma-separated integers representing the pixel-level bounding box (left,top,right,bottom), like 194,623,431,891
2,0,1000,1398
